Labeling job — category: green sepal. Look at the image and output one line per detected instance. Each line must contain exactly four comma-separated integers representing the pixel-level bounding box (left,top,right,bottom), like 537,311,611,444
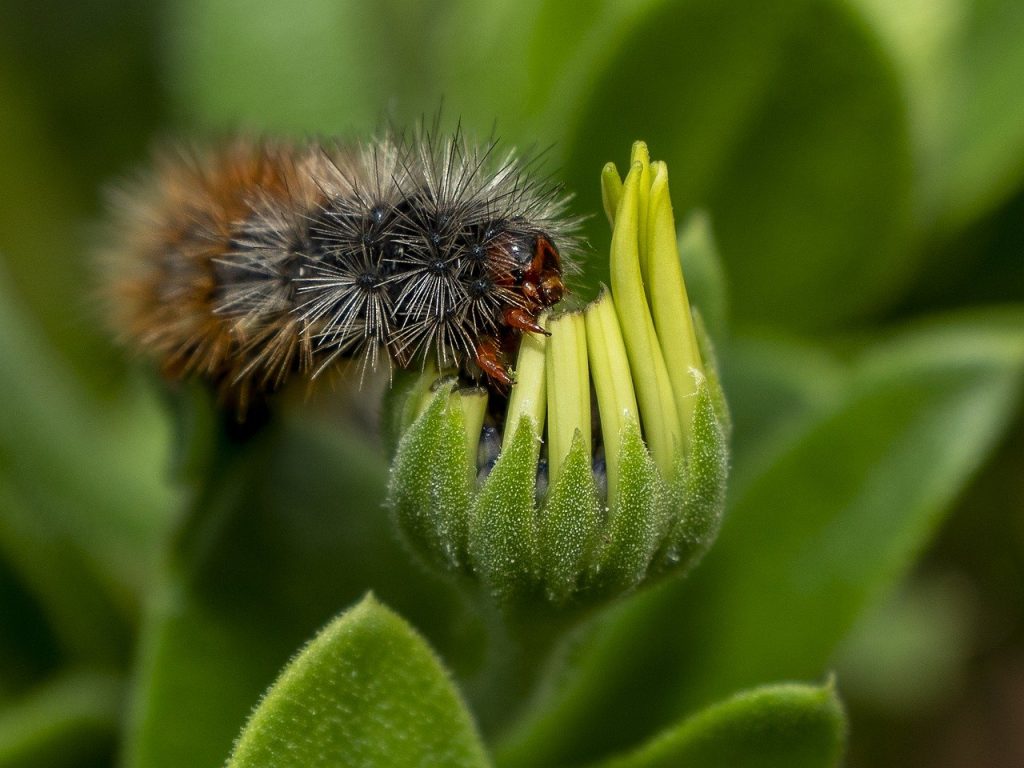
468,416,541,603
380,368,436,457
227,594,490,768
388,383,473,573
537,430,602,605
590,416,668,595
657,376,729,576
591,681,845,768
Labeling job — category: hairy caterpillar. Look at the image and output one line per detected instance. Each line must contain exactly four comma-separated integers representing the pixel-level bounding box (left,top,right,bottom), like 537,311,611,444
101,126,581,410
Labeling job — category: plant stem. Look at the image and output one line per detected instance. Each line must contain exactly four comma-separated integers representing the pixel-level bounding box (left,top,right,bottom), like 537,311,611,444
463,596,591,739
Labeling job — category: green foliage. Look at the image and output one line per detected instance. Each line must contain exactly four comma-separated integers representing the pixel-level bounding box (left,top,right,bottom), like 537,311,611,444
228,595,490,768
593,682,846,768
121,404,466,768
466,416,544,604
388,382,475,574
0,671,121,768
855,0,1024,231
1,0,1023,766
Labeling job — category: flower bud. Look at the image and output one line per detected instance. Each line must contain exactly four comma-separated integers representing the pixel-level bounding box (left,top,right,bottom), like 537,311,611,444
386,142,730,607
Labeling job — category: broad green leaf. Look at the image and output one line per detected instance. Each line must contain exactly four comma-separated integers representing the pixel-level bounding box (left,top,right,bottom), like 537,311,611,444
677,211,728,343
496,311,1024,766
0,51,113,388
0,670,121,768
720,334,847,496
0,269,176,641
591,682,845,768
0,557,57,699
833,574,972,713
557,0,914,328
124,408,466,768
0,484,128,666
166,0,442,132
403,0,637,141
855,0,1024,232
941,0,1024,227
228,595,489,768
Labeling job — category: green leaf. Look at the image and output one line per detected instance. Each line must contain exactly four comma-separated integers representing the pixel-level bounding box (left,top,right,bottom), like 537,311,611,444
228,594,490,768
677,211,728,343
0,556,57,697
833,574,972,713
941,0,1024,226
124,411,466,768
0,670,122,768
855,0,1024,231
0,484,129,665
0,52,113,389
496,311,1024,766
0,268,176,649
167,0,442,132
720,334,846,497
591,682,845,768
558,0,914,328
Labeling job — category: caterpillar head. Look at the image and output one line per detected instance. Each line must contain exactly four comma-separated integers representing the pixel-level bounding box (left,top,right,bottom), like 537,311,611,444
473,232,567,388
515,234,565,309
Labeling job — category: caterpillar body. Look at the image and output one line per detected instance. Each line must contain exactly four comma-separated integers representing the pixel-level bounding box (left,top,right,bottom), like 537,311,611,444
102,129,580,410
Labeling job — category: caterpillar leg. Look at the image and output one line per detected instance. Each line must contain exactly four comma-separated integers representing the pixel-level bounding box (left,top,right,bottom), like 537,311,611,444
474,336,514,388
503,307,549,336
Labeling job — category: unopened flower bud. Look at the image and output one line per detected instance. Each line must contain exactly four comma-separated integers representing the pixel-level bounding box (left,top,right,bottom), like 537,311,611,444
387,142,730,607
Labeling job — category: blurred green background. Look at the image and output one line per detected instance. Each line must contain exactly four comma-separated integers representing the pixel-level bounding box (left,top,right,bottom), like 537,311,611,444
0,0,1022,766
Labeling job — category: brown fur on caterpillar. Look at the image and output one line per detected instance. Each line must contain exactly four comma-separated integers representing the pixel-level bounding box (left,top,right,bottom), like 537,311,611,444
100,127,581,412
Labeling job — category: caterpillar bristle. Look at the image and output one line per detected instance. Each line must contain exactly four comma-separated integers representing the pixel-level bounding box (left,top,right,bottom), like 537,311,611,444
101,125,583,416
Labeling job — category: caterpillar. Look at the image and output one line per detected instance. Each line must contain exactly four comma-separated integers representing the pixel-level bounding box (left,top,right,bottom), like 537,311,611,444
101,126,582,411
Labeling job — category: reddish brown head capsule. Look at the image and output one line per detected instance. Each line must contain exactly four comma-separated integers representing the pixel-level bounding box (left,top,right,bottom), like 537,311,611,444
473,233,568,388
498,234,565,313
526,236,565,309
